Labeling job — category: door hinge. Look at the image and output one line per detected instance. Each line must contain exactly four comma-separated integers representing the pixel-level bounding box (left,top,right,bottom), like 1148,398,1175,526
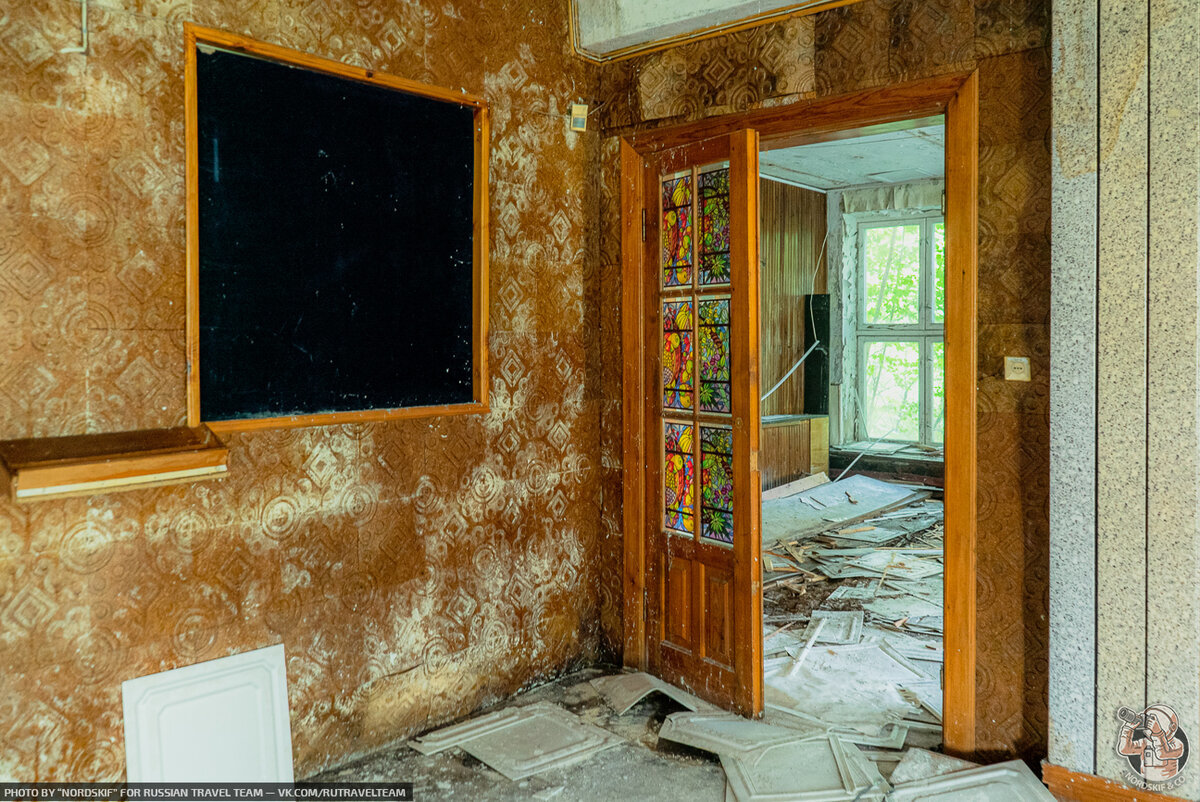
641,208,647,242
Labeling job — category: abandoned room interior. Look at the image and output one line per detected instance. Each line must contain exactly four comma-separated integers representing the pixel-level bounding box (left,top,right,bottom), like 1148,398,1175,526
1,0,1196,799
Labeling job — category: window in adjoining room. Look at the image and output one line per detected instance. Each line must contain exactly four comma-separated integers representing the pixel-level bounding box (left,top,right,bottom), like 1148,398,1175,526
854,215,944,445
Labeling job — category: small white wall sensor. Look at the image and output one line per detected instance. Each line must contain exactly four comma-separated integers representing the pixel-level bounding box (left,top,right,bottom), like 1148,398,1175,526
570,103,588,132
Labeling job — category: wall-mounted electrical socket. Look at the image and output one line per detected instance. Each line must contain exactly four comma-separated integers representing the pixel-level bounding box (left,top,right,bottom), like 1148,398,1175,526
1004,356,1031,382
569,103,588,132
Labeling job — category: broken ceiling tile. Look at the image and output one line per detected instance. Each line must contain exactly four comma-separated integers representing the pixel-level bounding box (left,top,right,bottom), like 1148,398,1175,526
455,702,623,781
888,748,978,786
898,681,943,722
761,471,830,501
765,645,924,730
845,550,942,580
800,610,864,645
721,736,884,802
826,585,878,601
887,759,1054,800
590,671,720,715
408,707,524,755
762,474,928,545
863,595,943,621
658,711,823,757
825,527,908,545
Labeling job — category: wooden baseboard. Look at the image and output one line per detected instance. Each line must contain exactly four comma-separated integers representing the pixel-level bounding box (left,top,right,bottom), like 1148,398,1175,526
1042,763,1190,801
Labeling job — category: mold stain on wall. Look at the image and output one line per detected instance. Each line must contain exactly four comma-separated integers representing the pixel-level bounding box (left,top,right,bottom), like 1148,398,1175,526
0,0,621,780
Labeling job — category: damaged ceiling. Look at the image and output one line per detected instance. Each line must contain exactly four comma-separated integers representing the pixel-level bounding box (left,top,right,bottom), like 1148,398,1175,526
760,124,946,191
570,0,865,58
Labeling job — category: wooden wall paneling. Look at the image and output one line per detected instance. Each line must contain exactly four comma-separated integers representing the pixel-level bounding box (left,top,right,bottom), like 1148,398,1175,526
809,416,829,474
759,416,830,489
760,418,810,490
759,178,828,418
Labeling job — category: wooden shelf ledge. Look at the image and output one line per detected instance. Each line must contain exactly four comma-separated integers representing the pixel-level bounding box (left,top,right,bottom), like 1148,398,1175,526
0,425,228,503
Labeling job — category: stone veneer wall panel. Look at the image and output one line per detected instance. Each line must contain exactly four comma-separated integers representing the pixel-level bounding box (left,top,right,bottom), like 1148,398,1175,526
0,0,617,779
1050,1,1200,796
1047,0,1097,775
1145,4,1200,800
1094,0,1150,786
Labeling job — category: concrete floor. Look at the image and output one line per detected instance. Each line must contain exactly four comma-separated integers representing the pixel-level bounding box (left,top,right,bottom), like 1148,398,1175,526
309,667,728,800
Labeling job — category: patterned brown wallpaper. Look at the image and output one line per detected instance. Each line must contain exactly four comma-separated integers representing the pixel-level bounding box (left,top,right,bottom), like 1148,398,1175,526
0,0,1052,778
597,0,1051,762
0,0,618,779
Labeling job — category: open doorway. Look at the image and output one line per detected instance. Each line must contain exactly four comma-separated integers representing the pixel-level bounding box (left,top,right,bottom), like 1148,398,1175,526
756,121,949,775
620,70,978,756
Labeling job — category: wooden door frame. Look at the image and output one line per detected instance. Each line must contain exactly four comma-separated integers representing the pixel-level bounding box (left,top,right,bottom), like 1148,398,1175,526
620,71,979,753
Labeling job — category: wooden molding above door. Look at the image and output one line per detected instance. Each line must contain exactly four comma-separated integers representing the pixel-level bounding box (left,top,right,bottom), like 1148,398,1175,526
620,70,979,753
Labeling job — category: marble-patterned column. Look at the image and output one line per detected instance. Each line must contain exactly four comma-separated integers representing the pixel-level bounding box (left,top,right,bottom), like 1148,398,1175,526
1048,0,1098,776
1095,1,1149,786
1052,0,1200,795
1147,2,1200,799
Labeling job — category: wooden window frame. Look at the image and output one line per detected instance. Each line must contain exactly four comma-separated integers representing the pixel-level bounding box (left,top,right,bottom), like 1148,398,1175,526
853,213,946,445
183,24,490,433
622,71,978,754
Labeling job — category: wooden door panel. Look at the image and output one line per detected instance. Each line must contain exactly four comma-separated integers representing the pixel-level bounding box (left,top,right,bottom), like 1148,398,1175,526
635,131,763,716
704,565,733,666
663,551,693,650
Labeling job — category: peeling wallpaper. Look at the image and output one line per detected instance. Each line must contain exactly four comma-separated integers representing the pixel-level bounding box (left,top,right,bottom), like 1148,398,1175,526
0,0,1052,779
597,0,1052,762
0,0,621,780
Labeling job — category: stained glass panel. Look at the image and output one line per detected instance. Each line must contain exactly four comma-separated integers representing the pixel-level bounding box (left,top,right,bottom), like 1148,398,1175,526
662,174,693,288
699,167,730,286
698,298,731,414
663,300,694,411
665,421,695,535
700,425,733,544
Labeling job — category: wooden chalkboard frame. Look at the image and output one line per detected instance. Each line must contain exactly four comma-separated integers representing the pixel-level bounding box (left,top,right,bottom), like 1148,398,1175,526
183,24,490,432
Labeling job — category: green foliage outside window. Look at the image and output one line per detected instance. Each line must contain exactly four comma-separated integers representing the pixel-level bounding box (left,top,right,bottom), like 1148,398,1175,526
858,218,945,444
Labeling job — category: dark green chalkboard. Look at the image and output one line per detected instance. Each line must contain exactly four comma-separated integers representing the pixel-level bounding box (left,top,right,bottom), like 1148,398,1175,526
186,32,488,430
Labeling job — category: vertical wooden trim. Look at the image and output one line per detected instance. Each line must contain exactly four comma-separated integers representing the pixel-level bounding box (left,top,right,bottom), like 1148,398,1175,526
621,138,648,669
1042,763,1190,802
759,178,827,417
643,158,665,675
943,70,979,755
184,23,201,426
729,129,764,715
473,104,491,409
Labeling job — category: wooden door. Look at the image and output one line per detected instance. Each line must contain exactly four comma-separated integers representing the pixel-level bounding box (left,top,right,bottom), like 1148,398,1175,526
625,130,763,715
